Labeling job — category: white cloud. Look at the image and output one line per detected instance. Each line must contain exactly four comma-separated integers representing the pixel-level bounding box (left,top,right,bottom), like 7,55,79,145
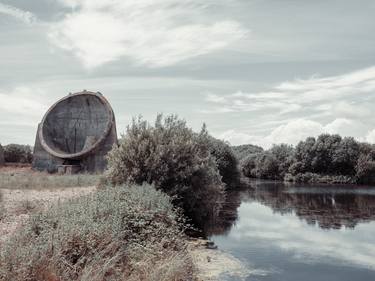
232,202,375,270
204,66,375,147
0,87,47,116
217,130,262,146
50,0,248,68
264,119,324,147
365,129,375,144
219,118,371,148
0,3,36,24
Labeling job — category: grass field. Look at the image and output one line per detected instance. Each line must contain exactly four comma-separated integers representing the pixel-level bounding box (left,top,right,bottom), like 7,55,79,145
0,167,100,190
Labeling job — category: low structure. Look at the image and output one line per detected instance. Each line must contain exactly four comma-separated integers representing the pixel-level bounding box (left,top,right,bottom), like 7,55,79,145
32,91,117,173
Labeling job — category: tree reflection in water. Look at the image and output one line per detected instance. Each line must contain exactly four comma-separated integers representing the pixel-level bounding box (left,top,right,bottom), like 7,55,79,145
202,180,375,236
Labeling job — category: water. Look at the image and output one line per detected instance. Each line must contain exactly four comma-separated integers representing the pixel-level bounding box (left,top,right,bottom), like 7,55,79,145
207,180,375,281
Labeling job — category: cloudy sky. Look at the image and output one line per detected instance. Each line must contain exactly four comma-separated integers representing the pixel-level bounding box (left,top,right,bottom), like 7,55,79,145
1,0,374,148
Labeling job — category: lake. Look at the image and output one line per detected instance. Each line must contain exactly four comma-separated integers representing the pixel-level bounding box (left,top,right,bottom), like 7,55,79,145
207,180,375,281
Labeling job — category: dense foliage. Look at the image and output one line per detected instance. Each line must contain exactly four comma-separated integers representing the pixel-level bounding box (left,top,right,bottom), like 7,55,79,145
232,144,263,161
239,134,375,184
106,114,228,228
0,184,193,281
0,144,4,165
205,134,240,188
3,144,33,163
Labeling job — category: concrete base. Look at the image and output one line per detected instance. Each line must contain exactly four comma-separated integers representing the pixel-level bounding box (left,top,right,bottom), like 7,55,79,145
57,165,81,175
32,123,117,173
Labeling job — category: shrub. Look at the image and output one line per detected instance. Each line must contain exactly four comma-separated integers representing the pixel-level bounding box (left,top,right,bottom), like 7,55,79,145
252,152,279,180
284,172,355,184
106,114,225,228
231,144,263,161
241,154,258,178
0,190,4,221
3,144,33,163
0,184,193,281
205,135,240,188
0,144,4,166
356,149,375,184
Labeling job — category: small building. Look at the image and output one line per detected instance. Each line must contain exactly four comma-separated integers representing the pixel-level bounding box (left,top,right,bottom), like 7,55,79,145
32,90,117,173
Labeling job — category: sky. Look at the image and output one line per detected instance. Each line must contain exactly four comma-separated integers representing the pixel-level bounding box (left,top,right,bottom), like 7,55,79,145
0,0,374,148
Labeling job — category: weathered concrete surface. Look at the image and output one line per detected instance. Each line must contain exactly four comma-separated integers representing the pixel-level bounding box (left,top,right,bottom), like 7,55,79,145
32,91,117,173
0,144,4,166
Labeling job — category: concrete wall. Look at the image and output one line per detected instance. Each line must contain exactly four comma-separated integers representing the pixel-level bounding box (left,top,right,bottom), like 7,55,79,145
32,91,118,173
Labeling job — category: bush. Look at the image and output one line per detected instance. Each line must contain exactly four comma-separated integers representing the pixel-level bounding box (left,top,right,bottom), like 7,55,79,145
241,144,293,180
252,152,279,180
0,184,193,281
284,172,355,184
3,144,33,163
106,114,225,229
0,144,4,166
241,154,258,178
355,149,375,184
205,135,240,188
231,144,263,161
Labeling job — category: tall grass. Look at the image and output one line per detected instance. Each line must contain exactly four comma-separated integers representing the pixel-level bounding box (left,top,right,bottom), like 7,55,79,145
0,190,4,221
0,184,194,281
0,170,100,189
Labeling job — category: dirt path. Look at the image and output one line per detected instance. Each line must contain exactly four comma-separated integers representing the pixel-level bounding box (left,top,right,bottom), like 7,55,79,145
0,186,96,245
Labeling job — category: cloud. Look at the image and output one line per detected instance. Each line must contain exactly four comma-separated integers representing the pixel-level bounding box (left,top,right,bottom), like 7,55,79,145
0,87,49,144
50,0,248,68
218,118,373,148
0,87,47,116
0,3,36,24
231,202,375,270
205,66,375,147
365,129,375,143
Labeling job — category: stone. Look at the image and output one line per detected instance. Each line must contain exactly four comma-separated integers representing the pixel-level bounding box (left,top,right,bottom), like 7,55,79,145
32,91,118,173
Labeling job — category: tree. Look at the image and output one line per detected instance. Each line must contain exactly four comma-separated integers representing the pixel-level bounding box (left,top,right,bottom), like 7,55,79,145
3,144,33,163
356,149,375,184
269,144,294,178
106,114,225,228
205,135,240,188
253,152,279,180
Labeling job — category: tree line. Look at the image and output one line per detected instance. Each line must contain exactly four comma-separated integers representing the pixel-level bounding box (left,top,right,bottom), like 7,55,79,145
234,134,375,184
0,144,33,164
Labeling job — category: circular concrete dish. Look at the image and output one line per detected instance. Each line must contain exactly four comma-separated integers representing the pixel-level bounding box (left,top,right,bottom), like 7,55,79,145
39,91,115,159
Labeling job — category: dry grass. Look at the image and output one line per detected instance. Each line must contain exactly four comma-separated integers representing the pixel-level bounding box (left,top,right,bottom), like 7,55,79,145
0,184,195,281
0,167,100,190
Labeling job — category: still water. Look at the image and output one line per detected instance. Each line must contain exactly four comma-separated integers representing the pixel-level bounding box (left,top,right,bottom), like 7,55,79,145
208,180,375,281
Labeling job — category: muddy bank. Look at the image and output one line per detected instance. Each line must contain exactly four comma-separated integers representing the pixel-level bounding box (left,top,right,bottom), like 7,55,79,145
189,238,253,281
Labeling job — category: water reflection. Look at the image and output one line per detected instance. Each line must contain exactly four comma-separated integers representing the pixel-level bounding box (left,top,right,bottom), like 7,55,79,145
248,181,375,230
206,181,375,280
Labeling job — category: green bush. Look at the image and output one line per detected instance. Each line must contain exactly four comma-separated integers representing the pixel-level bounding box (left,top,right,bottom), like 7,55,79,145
205,135,240,188
3,144,33,163
231,144,263,161
106,114,225,228
0,144,4,165
241,154,258,178
355,149,375,184
0,184,193,281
